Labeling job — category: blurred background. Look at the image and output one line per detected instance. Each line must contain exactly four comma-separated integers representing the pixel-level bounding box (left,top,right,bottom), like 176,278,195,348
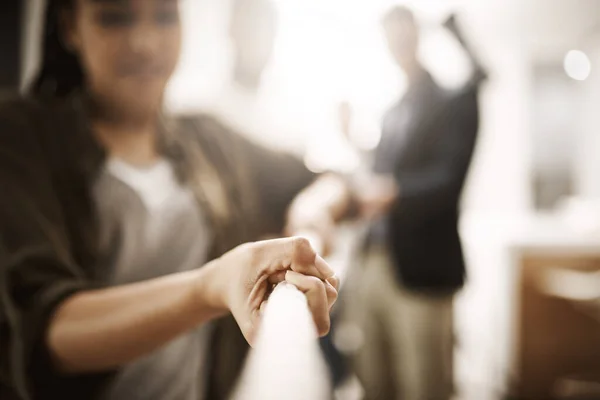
7,0,600,399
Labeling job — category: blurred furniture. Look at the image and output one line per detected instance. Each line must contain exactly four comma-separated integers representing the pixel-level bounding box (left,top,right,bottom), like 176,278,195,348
513,251,600,399
554,370,600,400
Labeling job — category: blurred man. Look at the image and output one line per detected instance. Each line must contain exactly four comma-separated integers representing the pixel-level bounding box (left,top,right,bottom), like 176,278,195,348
229,0,277,90
200,0,308,157
352,7,484,400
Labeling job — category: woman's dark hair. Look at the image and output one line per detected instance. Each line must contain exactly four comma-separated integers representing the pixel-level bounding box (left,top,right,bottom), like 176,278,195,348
29,0,84,98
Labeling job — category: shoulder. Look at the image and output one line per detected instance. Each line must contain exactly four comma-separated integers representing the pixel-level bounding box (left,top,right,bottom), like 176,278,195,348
0,95,91,179
168,112,257,181
174,112,241,146
172,111,273,160
171,111,310,175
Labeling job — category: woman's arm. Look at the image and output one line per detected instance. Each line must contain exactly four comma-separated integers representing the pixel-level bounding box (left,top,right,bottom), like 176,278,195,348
46,266,223,374
0,106,336,394
285,174,355,255
287,173,353,224
47,237,338,374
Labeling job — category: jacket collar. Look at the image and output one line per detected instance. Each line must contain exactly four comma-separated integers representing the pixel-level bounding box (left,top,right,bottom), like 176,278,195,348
63,92,185,181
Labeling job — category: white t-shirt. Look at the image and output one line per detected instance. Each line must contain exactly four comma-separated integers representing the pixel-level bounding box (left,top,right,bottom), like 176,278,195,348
93,158,213,400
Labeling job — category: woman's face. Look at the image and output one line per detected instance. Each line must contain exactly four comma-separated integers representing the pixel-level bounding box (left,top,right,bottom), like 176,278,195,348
65,0,182,119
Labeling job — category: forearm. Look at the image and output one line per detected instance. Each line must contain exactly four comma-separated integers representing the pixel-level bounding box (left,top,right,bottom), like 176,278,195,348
444,14,486,75
47,263,224,374
289,173,352,223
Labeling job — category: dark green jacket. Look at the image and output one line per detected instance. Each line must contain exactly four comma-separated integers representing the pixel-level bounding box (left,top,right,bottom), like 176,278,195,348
0,94,315,400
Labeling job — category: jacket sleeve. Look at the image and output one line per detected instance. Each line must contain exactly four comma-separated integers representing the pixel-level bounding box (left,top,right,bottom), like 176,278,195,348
0,99,96,399
391,90,479,225
195,115,318,237
238,136,317,235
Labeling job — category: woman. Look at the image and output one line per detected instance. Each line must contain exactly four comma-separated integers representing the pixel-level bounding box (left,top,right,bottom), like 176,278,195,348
0,0,351,399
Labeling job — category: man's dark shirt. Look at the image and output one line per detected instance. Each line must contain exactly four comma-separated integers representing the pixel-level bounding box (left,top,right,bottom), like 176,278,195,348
371,71,480,291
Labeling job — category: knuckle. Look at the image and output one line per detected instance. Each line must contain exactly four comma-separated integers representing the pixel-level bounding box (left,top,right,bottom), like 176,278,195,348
329,286,339,301
306,276,324,291
331,276,341,291
292,236,312,252
291,237,316,262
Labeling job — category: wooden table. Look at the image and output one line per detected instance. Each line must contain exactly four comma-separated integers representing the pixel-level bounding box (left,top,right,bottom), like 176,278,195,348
512,248,600,399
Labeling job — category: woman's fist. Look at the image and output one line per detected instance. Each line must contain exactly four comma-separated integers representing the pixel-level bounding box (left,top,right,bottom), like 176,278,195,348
203,237,339,345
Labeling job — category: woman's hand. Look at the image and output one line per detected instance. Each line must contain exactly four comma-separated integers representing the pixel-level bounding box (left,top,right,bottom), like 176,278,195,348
203,237,339,345
285,173,352,256
356,174,399,219
285,207,336,256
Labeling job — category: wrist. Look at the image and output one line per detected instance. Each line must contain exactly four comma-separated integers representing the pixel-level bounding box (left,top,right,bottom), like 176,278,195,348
191,261,229,319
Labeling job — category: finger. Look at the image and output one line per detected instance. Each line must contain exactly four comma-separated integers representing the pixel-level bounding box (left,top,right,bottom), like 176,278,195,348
267,270,287,285
247,274,270,311
285,271,331,336
327,273,340,291
252,237,333,282
289,237,335,282
294,229,325,254
315,255,337,285
243,238,300,291
241,308,259,347
325,279,338,310
285,237,320,277
259,300,268,316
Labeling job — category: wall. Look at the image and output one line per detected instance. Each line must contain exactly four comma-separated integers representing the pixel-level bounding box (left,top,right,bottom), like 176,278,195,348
575,44,600,199
167,0,534,214
18,0,537,214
